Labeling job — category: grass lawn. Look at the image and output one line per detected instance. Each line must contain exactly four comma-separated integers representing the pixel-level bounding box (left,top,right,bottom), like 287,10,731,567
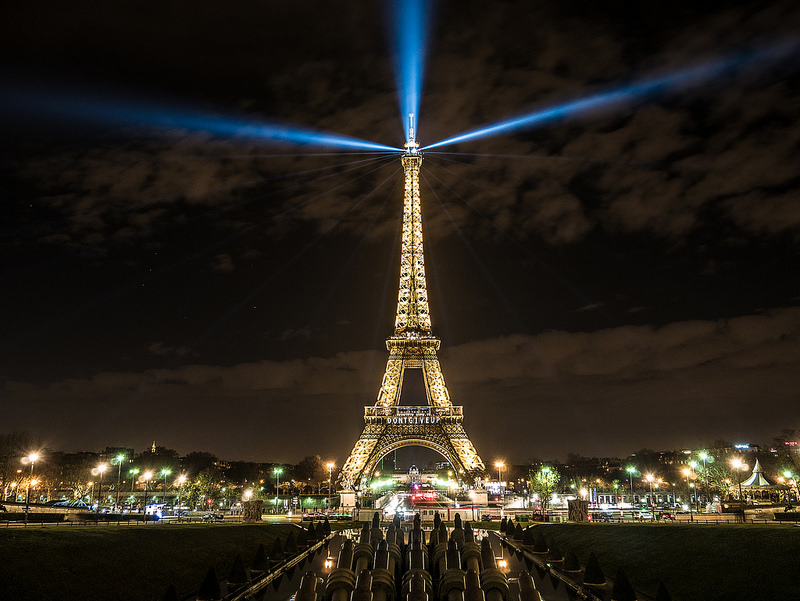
0,523,296,601
535,523,800,601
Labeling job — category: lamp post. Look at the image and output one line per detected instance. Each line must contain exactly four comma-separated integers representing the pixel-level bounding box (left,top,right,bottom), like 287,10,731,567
645,474,655,514
495,461,505,517
274,467,283,514
95,463,108,522
22,452,39,525
327,462,335,514
698,452,709,507
731,458,746,520
682,467,694,522
160,468,171,505
783,470,798,503
688,461,698,510
128,468,140,511
142,471,153,522
114,454,125,511
626,466,636,504
175,475,187,519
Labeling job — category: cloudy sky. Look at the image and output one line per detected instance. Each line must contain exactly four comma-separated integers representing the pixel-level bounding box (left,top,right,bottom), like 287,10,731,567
2,0,799,466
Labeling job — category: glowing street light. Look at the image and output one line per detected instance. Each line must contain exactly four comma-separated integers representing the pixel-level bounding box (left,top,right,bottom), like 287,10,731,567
95,463,108,521
698,451,709,505
645,474,656,513
142,471,153,522
682,467,694,522
22,452,39,525
160,468,171,504
273,467,283,514
327,462,335,514
113,454,126,511
731,458,747,519
495,461,505,516
782,470,798,502
128,468,140,510
176,474,187,519
626,466,637,503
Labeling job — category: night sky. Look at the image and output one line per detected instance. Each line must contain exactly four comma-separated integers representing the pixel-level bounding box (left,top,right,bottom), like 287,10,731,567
2,0,799,466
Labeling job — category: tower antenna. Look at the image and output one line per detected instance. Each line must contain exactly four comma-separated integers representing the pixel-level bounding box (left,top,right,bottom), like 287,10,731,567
404,113,419,155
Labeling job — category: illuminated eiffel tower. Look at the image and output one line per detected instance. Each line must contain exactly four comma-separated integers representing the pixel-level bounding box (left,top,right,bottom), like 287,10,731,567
339,118,485,489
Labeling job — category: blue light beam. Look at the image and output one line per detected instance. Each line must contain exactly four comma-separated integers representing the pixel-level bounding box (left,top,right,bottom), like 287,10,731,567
1,84,400,152
423,38,800,151
386,0,432,143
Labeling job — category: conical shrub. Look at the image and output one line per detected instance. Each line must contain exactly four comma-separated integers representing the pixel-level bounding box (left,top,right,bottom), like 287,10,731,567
228,554,248,586
563,549,580,571
656,582,672,601
611,567,637,601
582,552,605,586
322,516,332,535
251,543,268,571
513,523,524,540
547,541,563,562
522,526,535,546
161,584,178,601
197,566,221,601
284,530,298,555
271,536,284,560
533,529,548,553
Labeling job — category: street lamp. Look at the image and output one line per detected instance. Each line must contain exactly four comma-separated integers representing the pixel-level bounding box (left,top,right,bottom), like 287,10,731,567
176,475,187,519
95,463,108,521
731,458,746,520
645,474,655,513
688,461,698,509
626,466,636,504
495,461,505,516
327,462,335,514
682,467,694,522
782,470,798,503
114,454,126,511
274,467,283,514
698,452,709,506
128,468,140,511
160,468,171,505
142,471,153,522
22,452,39,525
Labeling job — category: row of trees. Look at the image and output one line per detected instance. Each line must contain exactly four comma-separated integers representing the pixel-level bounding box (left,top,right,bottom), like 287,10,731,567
526,445,800,509
1,433,336,510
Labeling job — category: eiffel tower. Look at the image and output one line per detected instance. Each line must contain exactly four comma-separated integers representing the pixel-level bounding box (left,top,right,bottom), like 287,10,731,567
339,119,485,489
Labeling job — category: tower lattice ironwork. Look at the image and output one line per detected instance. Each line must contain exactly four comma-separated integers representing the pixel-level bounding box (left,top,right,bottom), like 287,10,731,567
339,124,485,489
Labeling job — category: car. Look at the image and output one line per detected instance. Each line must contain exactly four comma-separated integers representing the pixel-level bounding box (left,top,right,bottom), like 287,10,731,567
657,511,676,521
637,509,654,520
201,513,224,522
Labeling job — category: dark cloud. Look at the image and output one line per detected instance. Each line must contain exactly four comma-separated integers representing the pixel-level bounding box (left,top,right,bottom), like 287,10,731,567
1,0,799,462
2,307,797,460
